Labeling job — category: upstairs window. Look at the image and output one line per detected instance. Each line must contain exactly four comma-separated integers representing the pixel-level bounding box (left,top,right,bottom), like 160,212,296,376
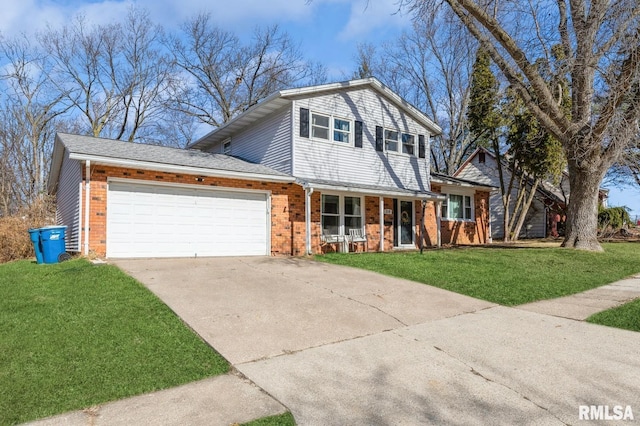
385,130,399,152
310,112,353,145
442,194,473,220
402,133,415,156
334,119,351,143
312,113,330,140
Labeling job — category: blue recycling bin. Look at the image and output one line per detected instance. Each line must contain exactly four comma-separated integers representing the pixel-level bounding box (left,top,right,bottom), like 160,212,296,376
28,228,45,264
39,226,67,264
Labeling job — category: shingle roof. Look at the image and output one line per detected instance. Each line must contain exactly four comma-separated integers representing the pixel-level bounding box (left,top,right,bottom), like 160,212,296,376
430,172,498,190
297,177,444,199
56,133,291,177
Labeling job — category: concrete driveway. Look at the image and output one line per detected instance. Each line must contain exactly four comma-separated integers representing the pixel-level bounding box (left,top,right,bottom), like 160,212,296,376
115,257,640,425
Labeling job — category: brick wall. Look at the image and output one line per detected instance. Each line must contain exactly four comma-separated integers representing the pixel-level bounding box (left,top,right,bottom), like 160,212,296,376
426,184,491,245
81,165,306,257
79,164,487,257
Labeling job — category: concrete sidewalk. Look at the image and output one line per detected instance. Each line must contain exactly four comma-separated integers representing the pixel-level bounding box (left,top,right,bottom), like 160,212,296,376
24,374,287,426
517,273,640,320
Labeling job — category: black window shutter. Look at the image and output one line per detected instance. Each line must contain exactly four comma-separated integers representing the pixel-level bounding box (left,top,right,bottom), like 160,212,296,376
354,121,363,148
418,134,426,158
375,126,384,152
300,108,309,138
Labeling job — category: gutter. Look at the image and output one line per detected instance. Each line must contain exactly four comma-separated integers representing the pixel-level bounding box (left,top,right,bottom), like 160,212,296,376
68,154,296,184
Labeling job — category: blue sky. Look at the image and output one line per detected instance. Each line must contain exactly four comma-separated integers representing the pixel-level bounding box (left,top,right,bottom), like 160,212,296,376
2,0,638,216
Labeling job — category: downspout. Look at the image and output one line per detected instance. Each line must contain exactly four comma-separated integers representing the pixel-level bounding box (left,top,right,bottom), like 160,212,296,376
436,200,442,248
420,199,426,253
488,194,493,243
379,196,384,252
83,160,90,256
305,186,314,255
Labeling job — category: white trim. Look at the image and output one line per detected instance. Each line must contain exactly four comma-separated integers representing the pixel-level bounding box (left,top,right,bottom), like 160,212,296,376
77,181,83,252
291,100,296,176
68,153,295,183
305,187,313,255
83,160,90,255
300,181,444,200
106,177,272,196
436,201,442,248
379,196,384,252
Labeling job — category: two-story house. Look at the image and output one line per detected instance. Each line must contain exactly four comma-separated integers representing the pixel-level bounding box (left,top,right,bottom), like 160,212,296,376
48,78,493,258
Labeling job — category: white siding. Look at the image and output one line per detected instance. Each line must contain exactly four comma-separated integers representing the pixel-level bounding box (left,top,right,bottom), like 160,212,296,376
293,88,430,191
208,106,292,174
55,150,82,251
457,154,547,239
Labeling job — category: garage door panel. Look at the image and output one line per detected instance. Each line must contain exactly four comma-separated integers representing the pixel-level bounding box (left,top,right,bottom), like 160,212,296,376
107,181,269,258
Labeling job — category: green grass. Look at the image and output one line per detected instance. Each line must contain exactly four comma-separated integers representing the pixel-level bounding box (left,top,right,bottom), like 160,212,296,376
0,259,229,425
241,412,296,426
587,298,640,332
317,242,640,306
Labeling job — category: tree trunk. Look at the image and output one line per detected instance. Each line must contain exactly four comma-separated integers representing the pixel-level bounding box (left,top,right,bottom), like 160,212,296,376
561,165,605,251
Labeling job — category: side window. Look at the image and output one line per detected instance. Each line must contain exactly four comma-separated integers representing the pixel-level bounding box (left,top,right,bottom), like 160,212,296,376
443,194,473,220
223,140,231,155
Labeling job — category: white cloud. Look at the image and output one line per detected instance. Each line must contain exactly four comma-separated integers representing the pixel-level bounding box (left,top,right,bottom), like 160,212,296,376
338,0,411,41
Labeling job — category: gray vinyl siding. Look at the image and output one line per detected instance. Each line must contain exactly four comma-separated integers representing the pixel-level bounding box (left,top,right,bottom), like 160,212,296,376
55,150,82,251
457,154,546,239
207,106,292,174
292,88,430,191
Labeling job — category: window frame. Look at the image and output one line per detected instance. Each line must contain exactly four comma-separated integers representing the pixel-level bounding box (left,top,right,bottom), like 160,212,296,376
385,129,399,152
310,112,354,146
320,193,365,236
401,133,416,156
441,192,474,222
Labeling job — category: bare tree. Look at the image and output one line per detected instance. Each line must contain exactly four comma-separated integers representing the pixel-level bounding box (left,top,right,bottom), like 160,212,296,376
352,12,478,174
406,0,640,251
609,138,640,187
168,13,325,127
0,35,70,213
38,7,173,141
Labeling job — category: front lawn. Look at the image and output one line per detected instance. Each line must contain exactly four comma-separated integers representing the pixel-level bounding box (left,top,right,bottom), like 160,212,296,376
317,242,640,306
0,259,229,425
587,298,640,332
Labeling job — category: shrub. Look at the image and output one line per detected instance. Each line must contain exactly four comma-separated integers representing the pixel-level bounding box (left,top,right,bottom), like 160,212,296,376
597,206,632,236
0,197,56,264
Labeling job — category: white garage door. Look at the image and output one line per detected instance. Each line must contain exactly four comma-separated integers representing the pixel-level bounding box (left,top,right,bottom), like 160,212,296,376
106,180,269,258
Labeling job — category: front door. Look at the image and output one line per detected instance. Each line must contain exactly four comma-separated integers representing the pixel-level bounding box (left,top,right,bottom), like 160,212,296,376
396,199,414,247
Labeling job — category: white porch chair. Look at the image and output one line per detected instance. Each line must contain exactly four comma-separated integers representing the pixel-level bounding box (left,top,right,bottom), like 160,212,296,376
321,231,347,252
348,228,368,252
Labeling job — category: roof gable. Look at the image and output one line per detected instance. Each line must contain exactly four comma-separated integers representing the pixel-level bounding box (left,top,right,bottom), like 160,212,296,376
190,77,442,151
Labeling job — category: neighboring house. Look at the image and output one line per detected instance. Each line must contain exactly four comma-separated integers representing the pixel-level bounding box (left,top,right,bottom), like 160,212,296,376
454,147,608,240
48,78,493,258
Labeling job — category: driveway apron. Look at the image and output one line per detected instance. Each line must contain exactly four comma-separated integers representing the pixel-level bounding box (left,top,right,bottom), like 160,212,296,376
115,257,640,425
